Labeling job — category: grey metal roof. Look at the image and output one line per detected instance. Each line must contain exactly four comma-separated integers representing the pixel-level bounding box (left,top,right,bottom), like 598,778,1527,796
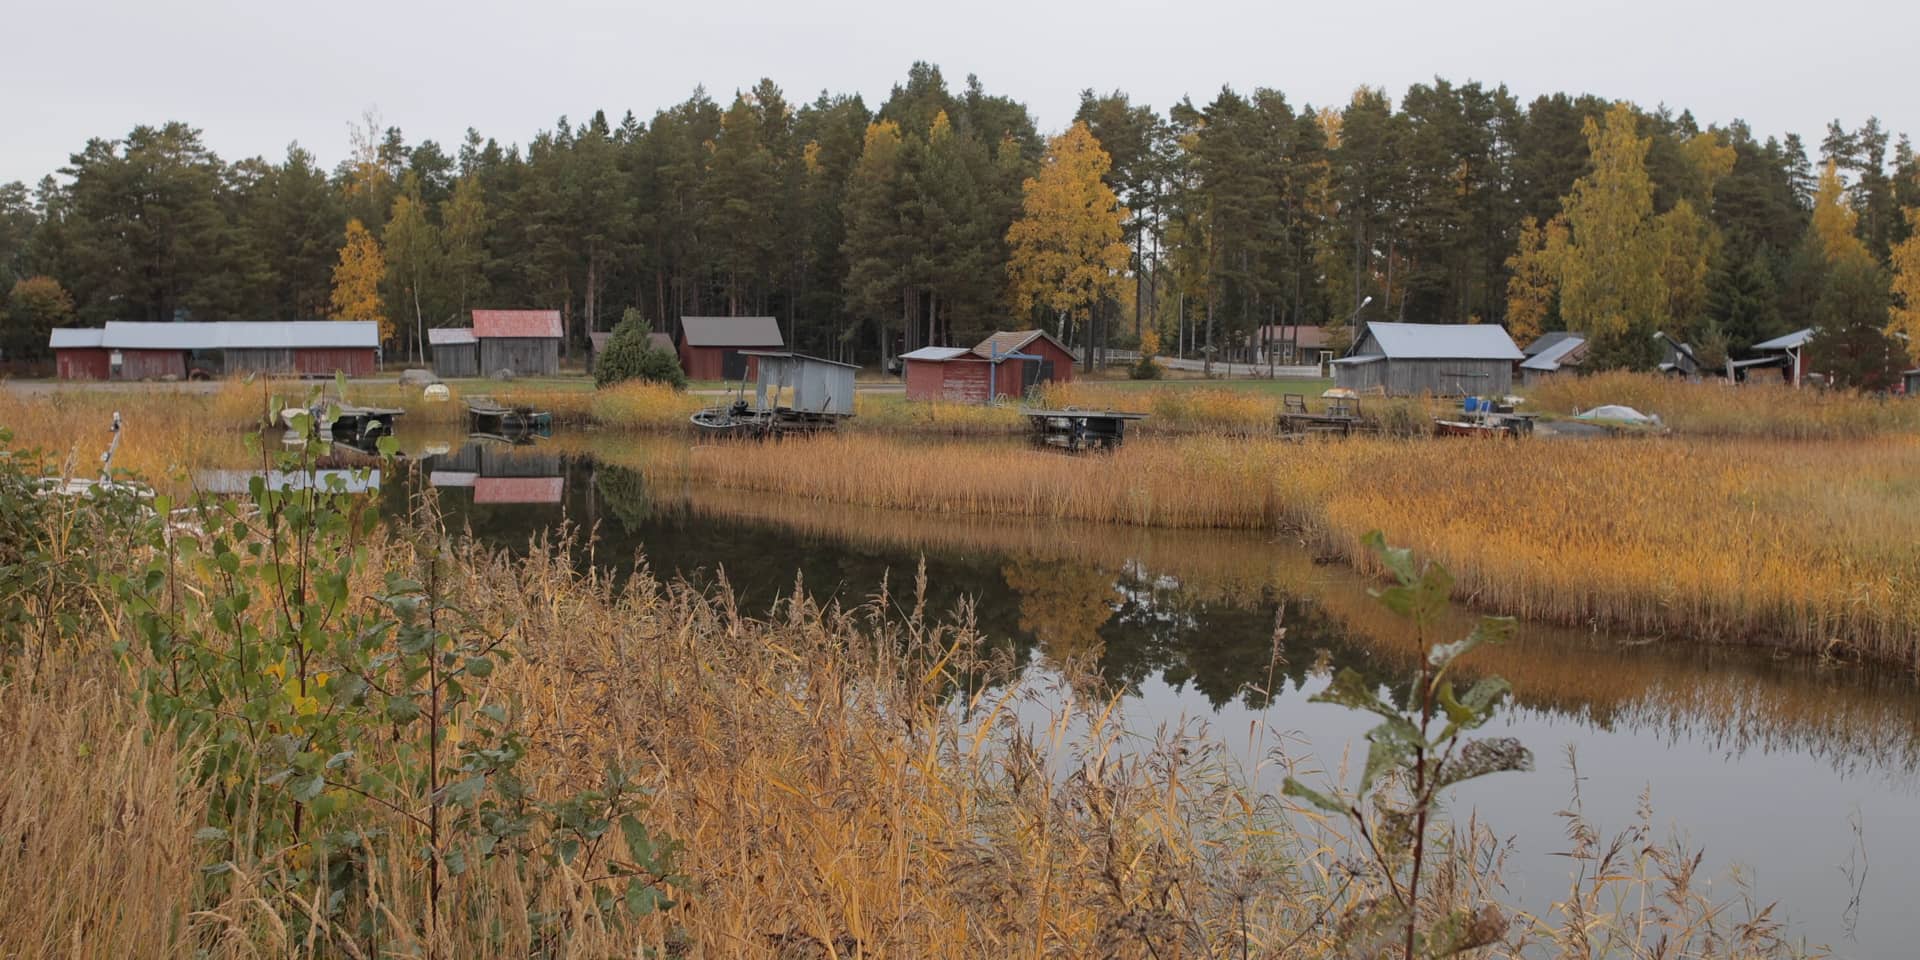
1330,354,1384,365
1519,335,1587,371
429,327,477,346
737,350,859,369
1752,328,1816,351
92,321,380,350
1523,331,1583,357
679,316,784,348
900,346,978,361
49,328,104,349
975,329,1079,361
1361,322,1524,361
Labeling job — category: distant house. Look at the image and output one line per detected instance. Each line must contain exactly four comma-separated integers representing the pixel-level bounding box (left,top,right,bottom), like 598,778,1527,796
1519,332,1589,385
677,316,784,380
1248,325,1335,367
1904,369,1920,397
902,330,1077,403
1332,322,1524,396
474,310,563,376
428,327,479,378
51,321,380,380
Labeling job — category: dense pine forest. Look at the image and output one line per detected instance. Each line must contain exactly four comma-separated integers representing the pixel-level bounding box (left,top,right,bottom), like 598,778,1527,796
3,62,1918,383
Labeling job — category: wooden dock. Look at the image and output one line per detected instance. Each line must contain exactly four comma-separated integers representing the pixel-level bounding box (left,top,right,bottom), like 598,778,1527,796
1019,408,1148,451
1276,393,1362,437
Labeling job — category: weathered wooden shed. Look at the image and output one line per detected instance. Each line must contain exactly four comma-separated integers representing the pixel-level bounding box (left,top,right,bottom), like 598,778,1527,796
473,310,563,377
53,321,379,380
429,327,480,378
741,352,857,416
51,328,109,379
976,330,1077,396
902,347,996,402
1519,333,1589,386
1332,322,1523,396
214,322,379,377
901,330,1077,403
678,316,784,380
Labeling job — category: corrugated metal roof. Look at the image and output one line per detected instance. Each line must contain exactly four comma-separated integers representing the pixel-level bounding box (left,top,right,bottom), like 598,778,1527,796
679,315,784,348
900,346,978,361
975,329,1079,362
1360,322,1523,360
1519,335,1587,371
91,321,379,350
429,327,477,346
473,477,564,504
49,328,104,349
1752,327,1816,351
472,310,563,339
1523,331,1584,357
738,350,859,368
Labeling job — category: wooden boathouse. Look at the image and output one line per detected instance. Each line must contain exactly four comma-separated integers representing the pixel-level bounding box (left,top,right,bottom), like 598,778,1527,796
51,321,380,380
677,316,785,381
901,330,1076,403
1332,322,1523,396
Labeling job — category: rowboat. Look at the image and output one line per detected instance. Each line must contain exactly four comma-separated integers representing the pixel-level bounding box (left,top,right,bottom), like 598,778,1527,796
466,396,553,437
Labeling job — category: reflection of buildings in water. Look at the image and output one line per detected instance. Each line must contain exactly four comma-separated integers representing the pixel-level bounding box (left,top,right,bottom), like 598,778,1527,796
196,468,380,494
425,439,565,504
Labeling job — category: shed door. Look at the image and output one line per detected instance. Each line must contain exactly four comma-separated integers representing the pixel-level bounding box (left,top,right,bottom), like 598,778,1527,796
1023,359,1052,391
722,350,748,380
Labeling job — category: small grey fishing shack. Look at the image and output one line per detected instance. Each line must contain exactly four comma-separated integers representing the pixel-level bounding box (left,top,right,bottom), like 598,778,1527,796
1333,322,1524,396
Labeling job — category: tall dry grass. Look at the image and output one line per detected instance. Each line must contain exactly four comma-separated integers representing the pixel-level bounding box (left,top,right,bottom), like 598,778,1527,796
587,431,1920,663
1525,371,1920,439
0,475,1816,957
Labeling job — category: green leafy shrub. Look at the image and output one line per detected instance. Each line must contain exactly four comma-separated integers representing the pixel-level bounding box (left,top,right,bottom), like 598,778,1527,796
1283,531,1529,959
1128,355,1163,380
112,394,681,953
594,309,687,390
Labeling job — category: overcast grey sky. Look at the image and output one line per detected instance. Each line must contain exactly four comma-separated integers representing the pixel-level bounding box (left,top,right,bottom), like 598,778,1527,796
4,0,1915,185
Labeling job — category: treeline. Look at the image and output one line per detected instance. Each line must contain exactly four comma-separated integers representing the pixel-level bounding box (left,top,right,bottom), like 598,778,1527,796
1,61,1917,379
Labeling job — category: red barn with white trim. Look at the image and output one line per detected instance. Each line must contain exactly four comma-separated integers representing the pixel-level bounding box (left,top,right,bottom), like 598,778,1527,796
901,330,1077,403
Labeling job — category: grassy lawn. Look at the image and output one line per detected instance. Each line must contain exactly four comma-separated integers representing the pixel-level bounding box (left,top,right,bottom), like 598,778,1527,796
1083,376,1333,396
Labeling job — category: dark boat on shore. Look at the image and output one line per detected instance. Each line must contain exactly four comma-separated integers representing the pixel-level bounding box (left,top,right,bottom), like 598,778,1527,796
466,395,553,438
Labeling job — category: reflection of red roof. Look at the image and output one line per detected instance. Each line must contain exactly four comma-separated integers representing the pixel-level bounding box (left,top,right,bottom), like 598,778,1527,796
472,477,564,503
472,310,563,339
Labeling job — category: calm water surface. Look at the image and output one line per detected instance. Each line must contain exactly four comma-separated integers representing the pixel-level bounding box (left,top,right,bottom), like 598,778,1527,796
383,436,1919,957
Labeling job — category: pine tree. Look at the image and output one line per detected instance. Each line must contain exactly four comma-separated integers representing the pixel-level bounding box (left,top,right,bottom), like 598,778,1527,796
841,120,912,362
441,175,489,318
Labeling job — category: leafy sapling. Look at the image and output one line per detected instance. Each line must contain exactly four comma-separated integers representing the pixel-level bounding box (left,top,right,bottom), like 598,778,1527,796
1283,531,1530,959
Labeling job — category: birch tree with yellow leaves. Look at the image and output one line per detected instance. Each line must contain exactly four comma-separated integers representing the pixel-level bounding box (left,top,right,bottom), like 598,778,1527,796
330,218,389,342
1006,122,1131,370
1891,207,1920,364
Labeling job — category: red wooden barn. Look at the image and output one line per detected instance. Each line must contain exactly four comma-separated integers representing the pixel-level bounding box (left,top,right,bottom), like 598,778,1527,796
51,328,109,379
677,316,784,381
901,330,1077,403
50,322,380,380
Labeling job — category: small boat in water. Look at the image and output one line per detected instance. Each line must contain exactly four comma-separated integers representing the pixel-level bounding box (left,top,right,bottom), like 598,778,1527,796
466,396,553,438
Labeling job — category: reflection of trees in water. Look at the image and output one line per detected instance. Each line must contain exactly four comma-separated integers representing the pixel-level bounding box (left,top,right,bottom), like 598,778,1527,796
594,464,653,533
1000,557,1115,669
397,450,1920,781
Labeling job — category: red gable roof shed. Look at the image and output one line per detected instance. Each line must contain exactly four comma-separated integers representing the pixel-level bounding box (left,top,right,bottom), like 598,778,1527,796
472,310,563,339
